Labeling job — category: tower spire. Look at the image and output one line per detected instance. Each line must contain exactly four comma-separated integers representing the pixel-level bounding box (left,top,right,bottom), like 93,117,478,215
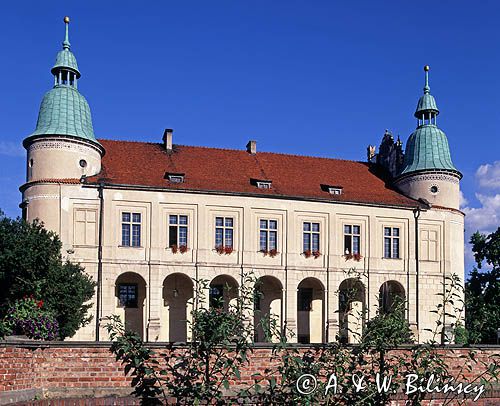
26,16,98,145
423,65,430,94
414,64,438,121
63,16,71,50
395,65,462,209
51,16,81,81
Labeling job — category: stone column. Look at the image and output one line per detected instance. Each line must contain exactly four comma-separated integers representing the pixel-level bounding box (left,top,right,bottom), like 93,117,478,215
147,263,162,342
284,279,298,343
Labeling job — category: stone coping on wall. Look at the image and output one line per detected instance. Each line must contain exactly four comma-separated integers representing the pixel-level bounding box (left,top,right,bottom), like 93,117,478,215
2,339,500,349
1,341,500,405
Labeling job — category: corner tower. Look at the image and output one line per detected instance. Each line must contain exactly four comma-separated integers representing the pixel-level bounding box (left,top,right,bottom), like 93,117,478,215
394,66,462,209
23,17,104,183
21,17,104,228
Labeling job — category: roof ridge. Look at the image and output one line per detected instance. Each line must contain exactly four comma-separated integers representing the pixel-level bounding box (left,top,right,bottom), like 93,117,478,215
97,139,365,164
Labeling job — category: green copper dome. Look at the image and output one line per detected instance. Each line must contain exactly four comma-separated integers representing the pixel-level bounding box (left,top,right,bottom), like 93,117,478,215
399,125,457,174
400,66,460,177
26,17,99,145
30,86,95,141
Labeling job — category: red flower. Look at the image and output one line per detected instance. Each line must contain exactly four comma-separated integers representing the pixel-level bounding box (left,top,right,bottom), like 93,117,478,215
37,300,43,308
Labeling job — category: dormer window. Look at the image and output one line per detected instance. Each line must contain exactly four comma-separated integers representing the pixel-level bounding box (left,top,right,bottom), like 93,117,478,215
257,181,272,189
251,178,272,189
165,172,185,184
328,187,343,195
321,184,343,195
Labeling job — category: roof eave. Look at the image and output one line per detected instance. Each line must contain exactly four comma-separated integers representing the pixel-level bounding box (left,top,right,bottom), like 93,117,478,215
82,180,424,211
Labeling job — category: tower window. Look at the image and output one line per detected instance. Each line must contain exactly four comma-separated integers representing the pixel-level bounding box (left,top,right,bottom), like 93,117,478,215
430,185,439,194
79,159,87,168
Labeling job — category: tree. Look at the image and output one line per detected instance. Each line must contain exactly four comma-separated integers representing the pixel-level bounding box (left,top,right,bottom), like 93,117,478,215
466,228,500,344
0,210,96,339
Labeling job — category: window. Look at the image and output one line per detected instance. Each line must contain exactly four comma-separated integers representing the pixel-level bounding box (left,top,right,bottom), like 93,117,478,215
384,227,400,258
122,212,141,247
165,172,185,183
344,225,360,255
259,219,277,252
254,287,262,311
421,229,438,261
328,187,343,195
251,178,272,189
215,217,234,248
118,284,138,307
209,284,223,308
256,181,272,189
303,222,320,253
74,209,97,246
298,288,313,311
168,175,184,183
169,215,188,248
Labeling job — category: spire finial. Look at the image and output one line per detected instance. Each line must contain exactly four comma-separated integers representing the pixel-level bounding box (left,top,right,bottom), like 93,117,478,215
423,65,430,94
63,16,71,50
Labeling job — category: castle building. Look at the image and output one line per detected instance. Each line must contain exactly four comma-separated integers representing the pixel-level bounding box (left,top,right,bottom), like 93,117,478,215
20,18,464,343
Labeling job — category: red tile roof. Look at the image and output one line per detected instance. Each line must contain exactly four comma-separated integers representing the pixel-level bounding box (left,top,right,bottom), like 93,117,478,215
85,139,421,208
20,178,81,191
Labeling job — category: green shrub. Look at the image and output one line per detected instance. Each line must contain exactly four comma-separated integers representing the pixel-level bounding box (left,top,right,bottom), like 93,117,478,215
0,211,95,339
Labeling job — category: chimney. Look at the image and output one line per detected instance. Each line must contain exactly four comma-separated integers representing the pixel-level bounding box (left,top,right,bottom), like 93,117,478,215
163,129,173,152
246,140,257,154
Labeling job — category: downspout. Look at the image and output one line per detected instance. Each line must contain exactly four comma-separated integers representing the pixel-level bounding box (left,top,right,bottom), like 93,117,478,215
195,216,199,312
240,216,245,296
147,204,153,342
413,207,421,336
366,221,370,334
325,233,330,343
96,183,104,341
283,215,288,340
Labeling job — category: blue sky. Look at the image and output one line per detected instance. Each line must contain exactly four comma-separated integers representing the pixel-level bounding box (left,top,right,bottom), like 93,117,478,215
1,1,499,272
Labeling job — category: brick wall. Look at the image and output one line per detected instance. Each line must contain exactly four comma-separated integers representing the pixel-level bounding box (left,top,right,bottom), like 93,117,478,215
1,341,499,405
